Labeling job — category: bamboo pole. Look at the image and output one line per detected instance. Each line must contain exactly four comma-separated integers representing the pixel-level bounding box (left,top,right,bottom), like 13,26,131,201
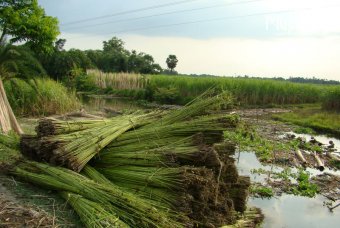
313,152,325,171
295,149,307,166
0,78,23,134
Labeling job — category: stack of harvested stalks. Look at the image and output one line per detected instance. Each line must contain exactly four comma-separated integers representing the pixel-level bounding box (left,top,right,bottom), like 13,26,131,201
14,91,260,227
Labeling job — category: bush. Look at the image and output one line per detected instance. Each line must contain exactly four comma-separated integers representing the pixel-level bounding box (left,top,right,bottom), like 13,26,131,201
75,74,99,92
5,78,80,116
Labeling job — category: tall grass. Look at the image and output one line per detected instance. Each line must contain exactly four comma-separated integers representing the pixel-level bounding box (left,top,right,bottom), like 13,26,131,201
83,70,331,106
322,86,340,111
5,78,80,116
87,69,147,90
148,75,325,106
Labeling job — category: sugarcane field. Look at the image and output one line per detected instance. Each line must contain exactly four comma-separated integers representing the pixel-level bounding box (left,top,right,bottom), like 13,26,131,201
1,1,340,228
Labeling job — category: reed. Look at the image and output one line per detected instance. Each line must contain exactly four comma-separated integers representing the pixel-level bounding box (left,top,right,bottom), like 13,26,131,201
87,69,147,90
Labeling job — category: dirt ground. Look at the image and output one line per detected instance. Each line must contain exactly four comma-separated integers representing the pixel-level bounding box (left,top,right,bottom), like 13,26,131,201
0,179,56,228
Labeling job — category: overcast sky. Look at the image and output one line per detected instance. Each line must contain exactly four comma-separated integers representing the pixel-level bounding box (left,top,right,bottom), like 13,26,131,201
38,0,340,80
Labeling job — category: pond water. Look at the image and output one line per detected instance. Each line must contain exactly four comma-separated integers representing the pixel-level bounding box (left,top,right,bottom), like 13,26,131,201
79,95,143,113
236,152,340,228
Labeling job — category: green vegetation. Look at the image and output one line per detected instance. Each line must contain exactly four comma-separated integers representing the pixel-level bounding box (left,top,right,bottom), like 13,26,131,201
291,170,319,197
322,86,340,112
250,185,274,198
40,37,162,81
147,75,325,105
224,123,287,162
0,133,20,167
0,0,59,52
166,55,178,73
251,168,319,198
76,71,335,106
5,78,80,116
272,107,340,137
293,127,316,135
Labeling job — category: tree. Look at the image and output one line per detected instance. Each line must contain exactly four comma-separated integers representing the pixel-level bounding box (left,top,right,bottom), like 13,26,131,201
0,1,59,134
103,37,127,54
166,55,178,73
0,0,59,53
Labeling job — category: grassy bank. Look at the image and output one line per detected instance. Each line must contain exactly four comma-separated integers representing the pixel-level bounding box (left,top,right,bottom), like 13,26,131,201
5,78,80,116
272,107,340,137
79,70,331,106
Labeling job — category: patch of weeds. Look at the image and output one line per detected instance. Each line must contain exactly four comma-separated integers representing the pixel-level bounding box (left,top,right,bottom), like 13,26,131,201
272,168,296,181
250,185,274,198
224,122,291,162
294,127,315,135
291,170,319,197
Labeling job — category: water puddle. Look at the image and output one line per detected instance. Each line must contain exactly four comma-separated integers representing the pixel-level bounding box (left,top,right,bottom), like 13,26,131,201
79,95,143,112
235,151,340,228
283,131,340,152
249,194,339,228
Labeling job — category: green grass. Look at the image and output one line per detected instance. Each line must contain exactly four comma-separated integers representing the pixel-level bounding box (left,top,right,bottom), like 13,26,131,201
272,107,340,137
5,78,80,116
322,86,340,112
147,75,328,105
79,71,336,106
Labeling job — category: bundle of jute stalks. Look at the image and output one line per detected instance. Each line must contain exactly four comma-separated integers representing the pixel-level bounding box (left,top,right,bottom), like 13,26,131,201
15,91,261,227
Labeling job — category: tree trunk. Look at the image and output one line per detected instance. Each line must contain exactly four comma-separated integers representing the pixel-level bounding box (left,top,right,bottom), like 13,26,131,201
0,78,23,134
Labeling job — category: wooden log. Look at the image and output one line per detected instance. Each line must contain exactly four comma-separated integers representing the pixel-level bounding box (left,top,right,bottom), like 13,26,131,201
313,152,325,171
295,149,307,166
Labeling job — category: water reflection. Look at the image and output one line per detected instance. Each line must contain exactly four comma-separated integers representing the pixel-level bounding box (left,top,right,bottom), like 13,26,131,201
236,152,340,228
79,95,142,112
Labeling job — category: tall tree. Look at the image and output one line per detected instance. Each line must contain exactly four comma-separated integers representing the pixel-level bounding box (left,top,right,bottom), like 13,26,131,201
0,0,59,53
0,0,59,134
166,55,178,73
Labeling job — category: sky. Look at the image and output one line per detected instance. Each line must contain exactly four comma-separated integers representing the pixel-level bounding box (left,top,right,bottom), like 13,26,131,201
38,0,340,80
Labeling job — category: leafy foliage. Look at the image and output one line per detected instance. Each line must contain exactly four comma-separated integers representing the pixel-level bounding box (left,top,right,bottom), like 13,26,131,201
0,44,45,81
291,170,318,197
166,55,178,72
0,0,59,53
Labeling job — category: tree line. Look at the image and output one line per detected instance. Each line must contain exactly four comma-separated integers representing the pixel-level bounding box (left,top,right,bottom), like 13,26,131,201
37,37,174,81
